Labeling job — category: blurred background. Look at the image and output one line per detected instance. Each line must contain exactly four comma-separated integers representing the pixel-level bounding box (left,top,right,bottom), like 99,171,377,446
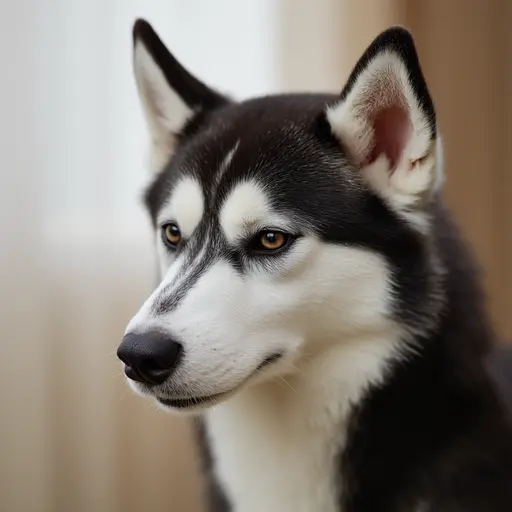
1,1,510,511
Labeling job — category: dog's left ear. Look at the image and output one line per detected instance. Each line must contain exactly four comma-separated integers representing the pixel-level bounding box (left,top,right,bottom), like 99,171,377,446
327,27,441,215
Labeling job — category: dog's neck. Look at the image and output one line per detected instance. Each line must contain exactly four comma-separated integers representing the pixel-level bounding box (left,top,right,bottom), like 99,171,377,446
204,335,401,512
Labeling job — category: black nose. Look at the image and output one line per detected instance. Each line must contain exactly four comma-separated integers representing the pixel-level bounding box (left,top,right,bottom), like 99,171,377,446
117,331,182,386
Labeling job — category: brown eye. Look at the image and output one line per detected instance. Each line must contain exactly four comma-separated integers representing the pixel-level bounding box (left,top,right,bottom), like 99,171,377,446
162,223,181,248
257,231,288,251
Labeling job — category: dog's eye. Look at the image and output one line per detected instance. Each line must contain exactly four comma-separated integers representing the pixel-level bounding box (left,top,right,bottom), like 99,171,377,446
251,231,290,252
162,223,181,248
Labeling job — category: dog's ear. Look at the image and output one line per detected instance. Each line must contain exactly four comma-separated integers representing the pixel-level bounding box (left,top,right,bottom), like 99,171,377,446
327,27,442,219
133,19,229,172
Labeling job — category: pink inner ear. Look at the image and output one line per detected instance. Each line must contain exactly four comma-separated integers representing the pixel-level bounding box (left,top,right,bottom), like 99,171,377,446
369,106,412,170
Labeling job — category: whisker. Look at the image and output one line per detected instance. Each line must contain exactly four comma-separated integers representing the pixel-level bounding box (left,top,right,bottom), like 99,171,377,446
270,376,288,392
278,376,297,394
289,363,302,373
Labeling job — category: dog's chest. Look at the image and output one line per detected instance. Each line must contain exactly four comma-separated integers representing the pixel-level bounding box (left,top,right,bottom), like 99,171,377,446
205,384,347,512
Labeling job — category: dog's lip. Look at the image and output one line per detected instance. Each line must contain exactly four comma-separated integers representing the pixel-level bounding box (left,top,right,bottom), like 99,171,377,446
155,352,283,410
256,352,282,370
157,392,227,409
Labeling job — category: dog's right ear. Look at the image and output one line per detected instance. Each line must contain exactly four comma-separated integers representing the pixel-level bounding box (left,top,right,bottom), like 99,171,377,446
133,19,229,172
326,27,441,224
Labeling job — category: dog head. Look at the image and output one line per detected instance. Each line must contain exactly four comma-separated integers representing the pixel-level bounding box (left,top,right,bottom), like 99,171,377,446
118,20,443,413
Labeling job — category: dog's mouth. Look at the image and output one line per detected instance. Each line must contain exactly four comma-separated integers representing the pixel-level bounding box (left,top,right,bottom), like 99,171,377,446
155,352,283,411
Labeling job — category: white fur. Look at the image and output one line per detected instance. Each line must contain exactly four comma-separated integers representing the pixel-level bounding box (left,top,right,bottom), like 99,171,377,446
157,176,204,238
152,176,204,276
133,41,194,172
213,140,240,192
327,51,441,229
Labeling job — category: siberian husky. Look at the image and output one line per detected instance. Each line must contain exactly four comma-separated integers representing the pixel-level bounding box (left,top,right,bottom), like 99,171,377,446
117,19,512,511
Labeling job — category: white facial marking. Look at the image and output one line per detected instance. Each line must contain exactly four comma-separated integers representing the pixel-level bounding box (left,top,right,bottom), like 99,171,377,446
219,180,294,243
220,180,269,243
157,176,204,238
214,140,240,190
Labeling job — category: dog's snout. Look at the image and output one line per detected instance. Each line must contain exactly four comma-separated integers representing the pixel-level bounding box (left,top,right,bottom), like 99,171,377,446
117,331,182,386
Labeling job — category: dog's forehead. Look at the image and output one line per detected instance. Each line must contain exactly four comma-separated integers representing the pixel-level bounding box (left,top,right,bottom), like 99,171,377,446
145,95,358,229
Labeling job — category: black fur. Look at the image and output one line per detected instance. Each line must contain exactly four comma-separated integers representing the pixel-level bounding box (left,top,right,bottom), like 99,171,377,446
133,22,512,511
